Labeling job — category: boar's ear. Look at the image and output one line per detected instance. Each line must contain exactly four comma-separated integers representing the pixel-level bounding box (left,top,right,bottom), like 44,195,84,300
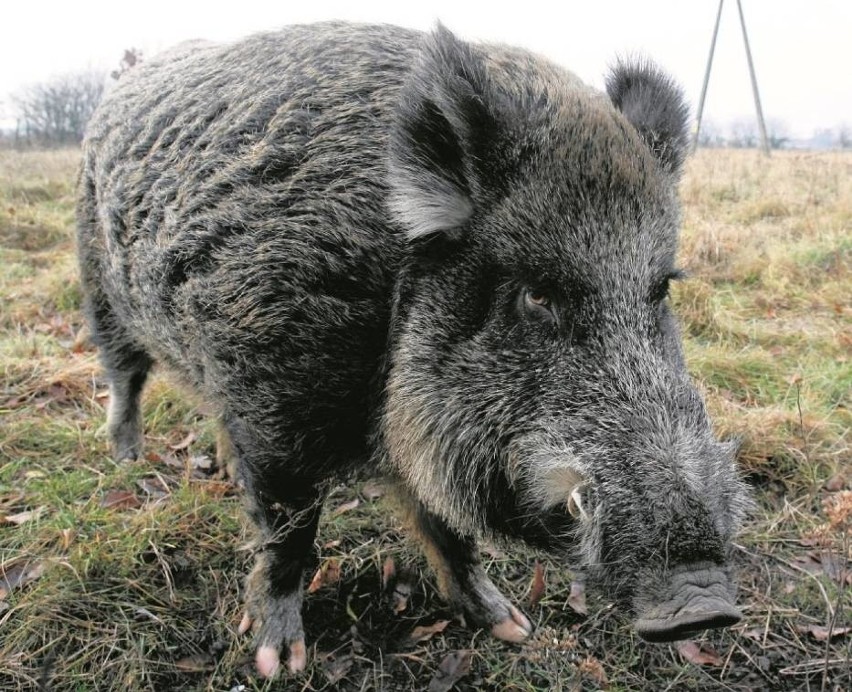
389,24,499,240
606,59,690,176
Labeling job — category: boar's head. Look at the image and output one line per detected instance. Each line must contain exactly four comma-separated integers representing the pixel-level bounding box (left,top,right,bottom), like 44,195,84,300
384,26,750,641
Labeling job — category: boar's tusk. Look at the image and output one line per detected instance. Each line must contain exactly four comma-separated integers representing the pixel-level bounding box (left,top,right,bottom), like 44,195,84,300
568,486,589,521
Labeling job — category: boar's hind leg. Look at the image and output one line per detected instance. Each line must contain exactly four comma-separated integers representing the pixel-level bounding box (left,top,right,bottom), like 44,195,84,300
84,287,152,461
399,488,533,643
228,419,323,677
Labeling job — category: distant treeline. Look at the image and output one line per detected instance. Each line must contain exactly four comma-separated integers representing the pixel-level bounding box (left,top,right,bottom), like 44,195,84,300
2,55,850,151
3,50,141,149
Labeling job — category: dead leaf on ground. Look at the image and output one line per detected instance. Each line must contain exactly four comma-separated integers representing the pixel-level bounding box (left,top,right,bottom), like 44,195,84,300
0,492,25,510
796,624,852,641
528,560,546,607
100,489,142,510
361,480,384,500
568,580,588,615
174,653,215,672
791,550,852,585
409,620,450,644
194,480,237,498
1,506,47,525
169,431,197,452
0,559,46,599
321,653,354,684
308,558,341,593
428,650,472,692
677,640,723,666
825,471,848,491
58,528,76,551
332,498,360,516
578,655,608,686
34,383,70,410
137,476,170,498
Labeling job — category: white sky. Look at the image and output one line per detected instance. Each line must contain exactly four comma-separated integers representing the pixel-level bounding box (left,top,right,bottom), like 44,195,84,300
1,0,850,137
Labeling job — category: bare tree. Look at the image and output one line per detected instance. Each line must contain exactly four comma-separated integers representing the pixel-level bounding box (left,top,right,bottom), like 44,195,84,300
696,119,726,148
766,118,790,150
12,70,106,146
728,119,758,149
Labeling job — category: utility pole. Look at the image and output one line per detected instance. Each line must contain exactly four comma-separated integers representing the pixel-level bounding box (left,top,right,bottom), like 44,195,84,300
692,0,771,155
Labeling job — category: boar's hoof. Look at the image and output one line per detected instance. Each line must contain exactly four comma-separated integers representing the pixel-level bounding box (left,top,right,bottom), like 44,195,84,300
255,645,281,678
490,604,533,643
238,611,308,677
635,596,742,642
255,641,306,678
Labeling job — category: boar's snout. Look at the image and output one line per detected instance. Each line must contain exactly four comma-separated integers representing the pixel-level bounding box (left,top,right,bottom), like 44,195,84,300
633,565,742,642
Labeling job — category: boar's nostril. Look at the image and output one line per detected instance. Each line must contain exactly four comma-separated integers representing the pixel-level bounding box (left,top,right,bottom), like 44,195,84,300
634,593,742,643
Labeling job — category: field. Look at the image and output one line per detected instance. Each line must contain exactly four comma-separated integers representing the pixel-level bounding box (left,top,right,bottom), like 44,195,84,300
0,148,849,691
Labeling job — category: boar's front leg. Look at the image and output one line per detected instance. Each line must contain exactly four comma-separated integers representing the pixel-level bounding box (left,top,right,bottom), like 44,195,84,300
226,418,324,678
397,486,533,642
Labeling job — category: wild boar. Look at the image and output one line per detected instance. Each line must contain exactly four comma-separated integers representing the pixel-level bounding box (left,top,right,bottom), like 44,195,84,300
77,21,750,677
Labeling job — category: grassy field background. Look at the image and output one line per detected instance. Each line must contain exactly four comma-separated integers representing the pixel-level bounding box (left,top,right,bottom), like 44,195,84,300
0,148,849,691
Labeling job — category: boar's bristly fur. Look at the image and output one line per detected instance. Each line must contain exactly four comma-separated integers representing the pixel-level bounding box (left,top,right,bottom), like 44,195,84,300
78,22,749,677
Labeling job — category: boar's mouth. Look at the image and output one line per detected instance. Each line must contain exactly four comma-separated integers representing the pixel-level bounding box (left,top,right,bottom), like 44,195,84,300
633,566,742,643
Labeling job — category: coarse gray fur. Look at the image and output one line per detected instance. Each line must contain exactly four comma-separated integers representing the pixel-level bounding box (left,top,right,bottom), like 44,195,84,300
78,21,750,673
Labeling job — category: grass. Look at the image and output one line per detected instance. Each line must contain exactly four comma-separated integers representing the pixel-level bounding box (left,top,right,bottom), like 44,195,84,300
0,147,849,691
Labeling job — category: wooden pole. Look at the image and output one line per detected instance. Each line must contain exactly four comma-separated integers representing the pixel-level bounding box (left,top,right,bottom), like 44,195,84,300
736,0,771,155
693,0,725,151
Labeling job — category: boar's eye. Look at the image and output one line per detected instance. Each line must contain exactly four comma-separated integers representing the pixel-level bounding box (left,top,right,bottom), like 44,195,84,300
521,288,557,323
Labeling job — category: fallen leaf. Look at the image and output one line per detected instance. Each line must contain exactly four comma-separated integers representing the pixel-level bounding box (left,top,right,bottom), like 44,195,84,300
361,480,384,500
137,476,170,498
409,620,450,644
1,506,46,525
791,550,852,585
174,653,215,672
100,490,141,510
169,432,196,452
677,640,723,666
428,650,472,692
568,580,588,615
332,498,360,516
0,559,46,599
58,528,76,550
825,471,848,491
308,558,341,593
578,655,608,686
528,560,546,607
321,653,353,684
194,480,237,498
797,625,852,642
0,492,24,510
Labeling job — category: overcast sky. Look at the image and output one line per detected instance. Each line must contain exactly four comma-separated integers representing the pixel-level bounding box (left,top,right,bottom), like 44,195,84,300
2,0,850,137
